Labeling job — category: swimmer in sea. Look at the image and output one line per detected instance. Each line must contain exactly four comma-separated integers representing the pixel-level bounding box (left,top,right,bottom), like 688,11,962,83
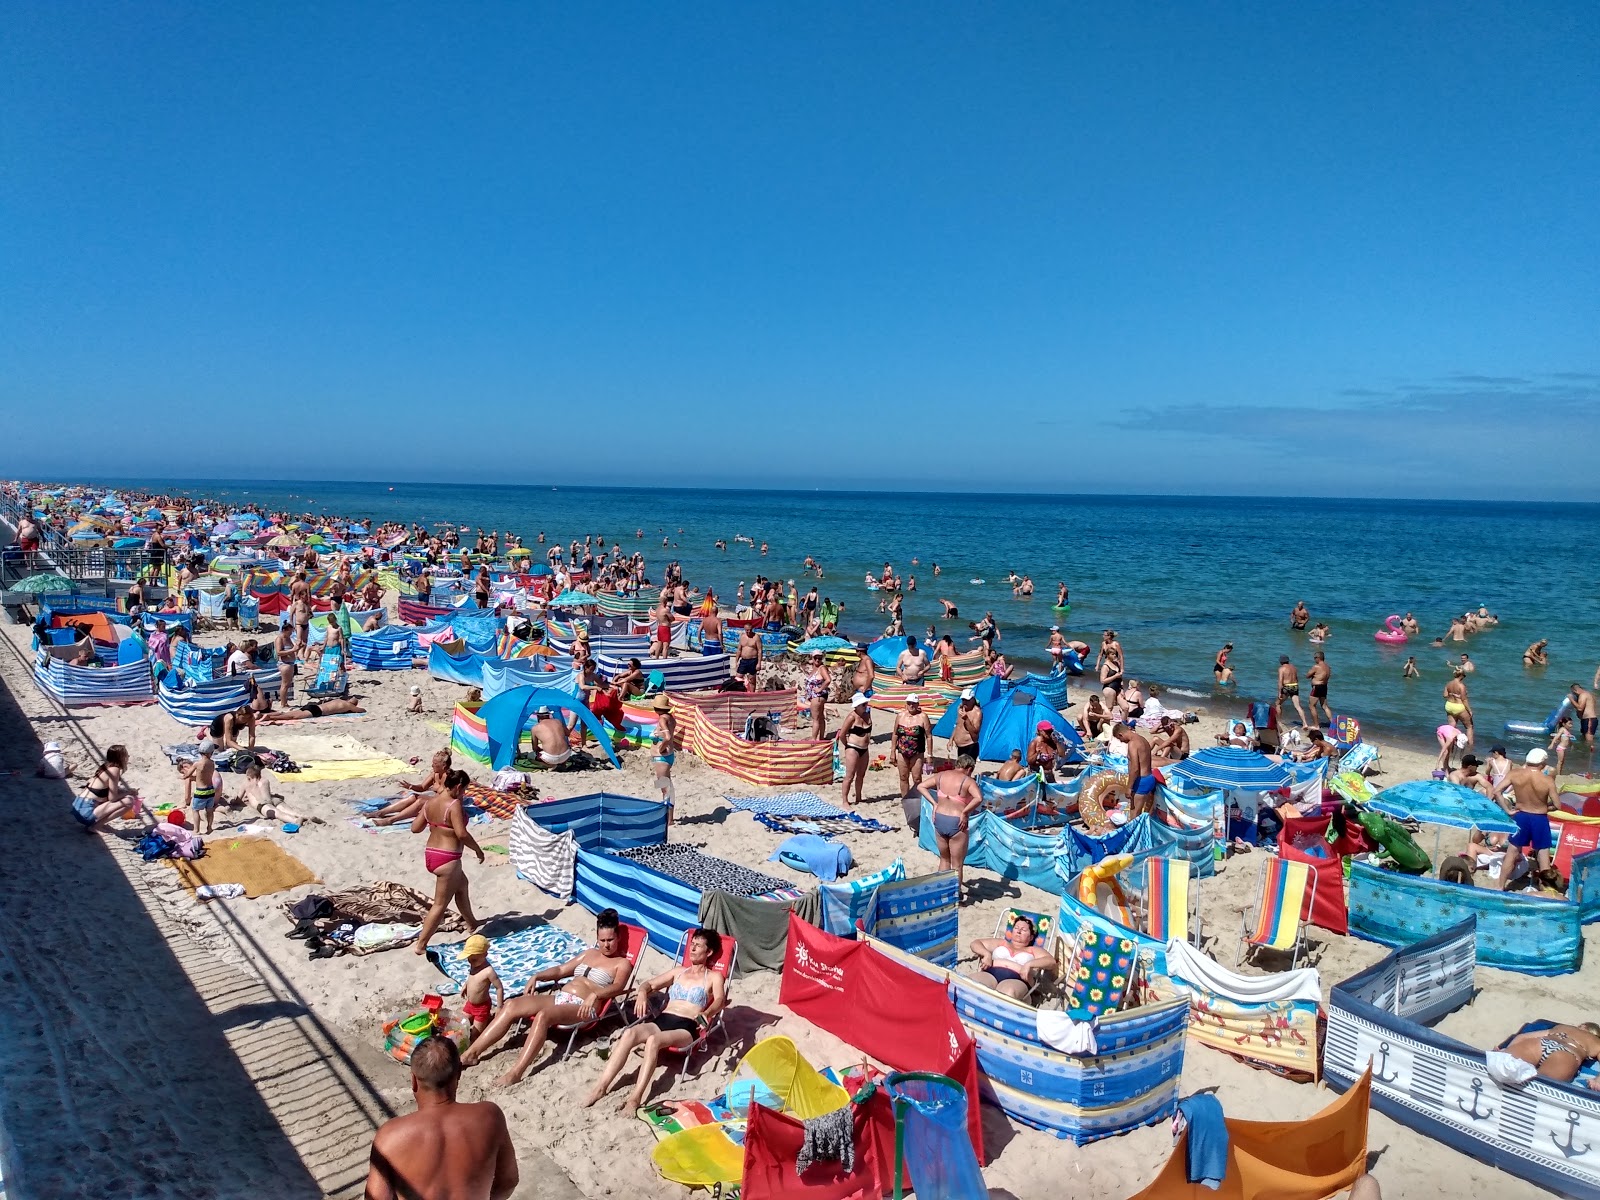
1403,656,1420,679
1290,600,1309,631
1524,639,1548,667
1402,612,1420,636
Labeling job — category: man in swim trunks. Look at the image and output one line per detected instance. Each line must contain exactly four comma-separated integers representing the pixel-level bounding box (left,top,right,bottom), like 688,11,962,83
896,635,930,685
950,687,982,759
1289,600,1309,630
531,708,575,765
1114,722,1157,818
734,626,762,691
1276,656,1308,726
259,698,366,721
1571,683,1598,748
1499,748,1560,890
1307,651,1332,728
364,1037,518,1200
699,598,723,656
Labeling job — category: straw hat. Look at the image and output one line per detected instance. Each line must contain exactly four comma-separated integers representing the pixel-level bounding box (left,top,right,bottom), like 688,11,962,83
649,694,673,712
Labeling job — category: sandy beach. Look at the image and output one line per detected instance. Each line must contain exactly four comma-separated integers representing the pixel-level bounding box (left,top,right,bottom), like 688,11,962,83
2,597,1596,1200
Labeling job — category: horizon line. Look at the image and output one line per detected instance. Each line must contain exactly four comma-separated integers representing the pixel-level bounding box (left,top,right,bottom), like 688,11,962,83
17,471,1600,510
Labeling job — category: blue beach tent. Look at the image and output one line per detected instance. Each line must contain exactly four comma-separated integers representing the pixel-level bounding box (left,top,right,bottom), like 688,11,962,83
477,685,620,771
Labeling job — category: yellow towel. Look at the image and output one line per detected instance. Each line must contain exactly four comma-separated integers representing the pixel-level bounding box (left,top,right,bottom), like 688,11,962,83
166,838,318,899
286,757,414,783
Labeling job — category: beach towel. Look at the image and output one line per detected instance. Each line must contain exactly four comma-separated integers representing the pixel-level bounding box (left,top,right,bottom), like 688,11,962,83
616,844,795,899
770,834,853,882
310,644,346,696
463,781,538,820
287,757,414,783
817,859,906,936
346,816,409,835
317,881,465,931
1062,926,1136,1022
698,889,823,977
166,837,318,899
429,924,590,993
508,818,579,898
254,732,386,762
751,811,897,836
725,791,849,819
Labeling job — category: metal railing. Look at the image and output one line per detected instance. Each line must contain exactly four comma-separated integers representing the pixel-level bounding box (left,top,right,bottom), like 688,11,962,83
0,492,158,590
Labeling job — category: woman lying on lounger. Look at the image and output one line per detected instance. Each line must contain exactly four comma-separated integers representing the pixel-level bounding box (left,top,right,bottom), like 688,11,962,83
582,928,726,1114
970,915,1054,1001
259,698,366,721
460,908,634,1087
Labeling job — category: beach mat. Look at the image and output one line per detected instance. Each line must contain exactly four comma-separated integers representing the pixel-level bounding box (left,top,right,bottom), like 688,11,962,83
724,791,848,819
286,757,414,783
166,838,318,899
428,924,589,993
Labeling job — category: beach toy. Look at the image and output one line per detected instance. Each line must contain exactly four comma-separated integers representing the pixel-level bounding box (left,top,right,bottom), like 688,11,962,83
1505,697,1573,737
969,578,985,584
1077,853,1135,923
1373,615,1407,644
383,1006,471,1064
1077,772,1126,835
1353,811,1431,875
1051,604,1071,614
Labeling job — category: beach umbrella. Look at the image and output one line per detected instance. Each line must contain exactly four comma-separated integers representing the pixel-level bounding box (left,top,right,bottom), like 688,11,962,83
9,572,75,594
549,590,596,607
227,530,253,542
266,534,302,549
1368,779,1516,834
793,635,855,655
305,534,328,547
1165,746,1293,792
213,521,238,536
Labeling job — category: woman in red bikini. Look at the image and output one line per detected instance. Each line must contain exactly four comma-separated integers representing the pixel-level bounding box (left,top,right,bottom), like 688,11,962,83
411,769,484,955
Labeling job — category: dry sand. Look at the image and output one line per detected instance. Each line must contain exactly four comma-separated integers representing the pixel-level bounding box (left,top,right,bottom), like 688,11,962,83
0,614,1594,1199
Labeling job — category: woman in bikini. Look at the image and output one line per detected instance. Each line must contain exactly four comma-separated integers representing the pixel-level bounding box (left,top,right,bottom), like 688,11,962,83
411,769,484,955
71,745,141,831
1026,722,1063,782
970,915,1055,1001
893,694,933,797
274,621,297,709
837,692,874,806
801,652,831,741
461,908,634,1087
1213,643,1234,686
917,757,982,894
651,694,677,815
1504,1022,1600,1086
583,928,727,1114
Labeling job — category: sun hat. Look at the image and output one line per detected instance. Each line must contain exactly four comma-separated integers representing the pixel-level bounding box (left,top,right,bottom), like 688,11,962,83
459,935,490,960
960,687,975,700
905,693,921,704
851,691,869,707
650,694,672,711
409,685,421,695
1526,748,1549,765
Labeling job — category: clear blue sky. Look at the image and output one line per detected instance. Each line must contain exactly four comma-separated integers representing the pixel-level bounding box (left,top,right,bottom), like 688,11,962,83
3,5,1596,498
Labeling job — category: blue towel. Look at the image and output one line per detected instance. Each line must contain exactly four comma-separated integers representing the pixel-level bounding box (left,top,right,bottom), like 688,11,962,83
769,834,853,882
1177,1094,1229,1190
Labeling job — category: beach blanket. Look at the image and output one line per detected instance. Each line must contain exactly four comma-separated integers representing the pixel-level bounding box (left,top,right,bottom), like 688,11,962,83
287,757,414,783
508,819,579,898
166,838,318,899
346,816,409,835
616,844,795,899
752,811,897,836
254,732,386,762
430,924,590,993
320,881,465,931
725,792,849,819
698,889,823,977
464,781,539,821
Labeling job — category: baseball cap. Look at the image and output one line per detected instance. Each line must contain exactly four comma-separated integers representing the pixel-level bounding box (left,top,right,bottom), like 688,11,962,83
1526,748,1549,765
459,935,490,960
905,693,921,704
198,738,216,755
851,691,869,707
960,687,975,700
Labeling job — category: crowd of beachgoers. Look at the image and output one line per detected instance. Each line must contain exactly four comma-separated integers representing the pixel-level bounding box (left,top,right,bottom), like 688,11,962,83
5,477,1599,1200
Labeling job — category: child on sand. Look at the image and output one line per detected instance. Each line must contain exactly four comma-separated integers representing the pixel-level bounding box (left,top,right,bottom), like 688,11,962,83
188,741,220,834
238,760,318,831
408,685,423,714
459,935,503,1040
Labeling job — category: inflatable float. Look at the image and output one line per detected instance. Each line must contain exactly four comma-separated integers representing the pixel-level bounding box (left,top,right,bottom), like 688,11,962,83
1352,810,1430,874
1372,615,1407,644
1051,604,1071,614
1505,697,1572,738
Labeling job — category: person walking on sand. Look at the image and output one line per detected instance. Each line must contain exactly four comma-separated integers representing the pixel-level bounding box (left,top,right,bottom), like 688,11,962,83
1308,651,1333,728
1276,656,1308,726
364,1037,518,1200
917,756,982,896
412,770,483,955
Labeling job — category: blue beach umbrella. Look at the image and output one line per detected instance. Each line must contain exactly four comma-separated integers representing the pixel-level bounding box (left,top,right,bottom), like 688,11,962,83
1165,746,1293,791
549,590,596,607
793,635,855,655
1367,779,1517,834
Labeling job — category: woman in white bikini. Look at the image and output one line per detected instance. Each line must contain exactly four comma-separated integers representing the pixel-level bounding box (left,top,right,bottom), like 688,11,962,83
460,908,634,1087
970,915,1055,1001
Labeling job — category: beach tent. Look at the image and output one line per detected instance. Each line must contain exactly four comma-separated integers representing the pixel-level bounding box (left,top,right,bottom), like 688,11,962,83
476,685,620,770
968,686,1082,761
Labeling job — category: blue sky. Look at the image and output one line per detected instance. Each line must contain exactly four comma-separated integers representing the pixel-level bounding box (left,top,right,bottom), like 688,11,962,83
3,5,1596,498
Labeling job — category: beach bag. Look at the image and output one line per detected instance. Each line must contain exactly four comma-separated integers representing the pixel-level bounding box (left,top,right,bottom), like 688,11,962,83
136,831,174,861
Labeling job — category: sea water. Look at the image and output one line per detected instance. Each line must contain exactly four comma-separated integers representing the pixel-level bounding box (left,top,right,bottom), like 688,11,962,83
81,478,1600,762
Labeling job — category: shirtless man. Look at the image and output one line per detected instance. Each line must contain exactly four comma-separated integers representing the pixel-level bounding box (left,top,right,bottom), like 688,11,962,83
260,697,366,721
949,688,982,760
896,635,930,685
531,709,575,766
364,1037,518,1200
1307,651,1332,728
1572,683,1598,748
734,626,762,691
996,750,1028,781
1401,612,1420,636
1151,716,1189,763
1499,749,1560,890
700,601,723,655
1453,653,1474,675
1523,640,1548,667
1289,601,1309,631
1276,656,1308,726
289,572,312,658
1114,723,1157,817
938,598,959,619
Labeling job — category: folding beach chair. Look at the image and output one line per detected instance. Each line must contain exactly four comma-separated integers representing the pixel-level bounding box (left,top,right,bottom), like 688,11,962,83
1142,857,1202,948
1238,855,1315,970
658,931,738,1070
553,921,648,1058
990,906,1062,1006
